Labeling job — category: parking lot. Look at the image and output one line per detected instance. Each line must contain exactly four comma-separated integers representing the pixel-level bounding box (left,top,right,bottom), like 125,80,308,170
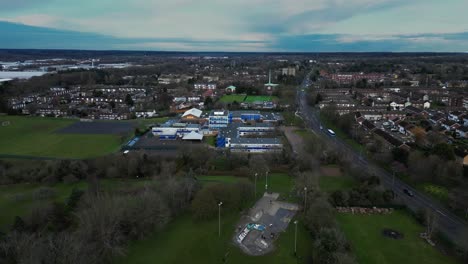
233,193,299,256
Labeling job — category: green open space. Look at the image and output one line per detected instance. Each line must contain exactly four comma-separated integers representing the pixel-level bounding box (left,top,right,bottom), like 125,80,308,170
204,136,216,147
319,175,356,193
197,175,244,185
282,111,304,127
219,94,247,103
255,173,295,201
118,173,313,264
244,95,278,103
294,128,317,140
132,117,170,129
336,211,457,264
118,212,312,264
319,114,365,153
0,116,127,159
0,178,151,230
417,183,449,203
218,94,278,104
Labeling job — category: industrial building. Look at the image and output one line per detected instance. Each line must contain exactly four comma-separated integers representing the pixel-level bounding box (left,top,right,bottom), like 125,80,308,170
152,120,201,140
150,108,283,152
209,110,232,129
216,123,282,153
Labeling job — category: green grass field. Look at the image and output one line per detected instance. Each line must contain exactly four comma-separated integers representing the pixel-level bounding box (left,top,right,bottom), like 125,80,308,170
244,96,278,103
118,212,312,264
204,136,216,147
198,175,244,185
417,183,449,203
219,94,247,103
254,173,295,200
0,116,126,159
337,211,457,264
218,94,278,104
0,179,150,231
319,175,356,193
132,117,170,129
118,173,313,264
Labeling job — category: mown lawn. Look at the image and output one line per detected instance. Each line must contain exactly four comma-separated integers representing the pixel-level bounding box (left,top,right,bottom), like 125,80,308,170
0,116,125,159
197,175,244,185
319,175,356,193
255,173,295,200
336,211,457,264
133,117,170,128
219,94,247,103
0,179,151,231
118,173,313,264
244,95,278,103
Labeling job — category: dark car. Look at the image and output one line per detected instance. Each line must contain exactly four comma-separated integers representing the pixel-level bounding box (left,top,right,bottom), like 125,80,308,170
403,189,414,197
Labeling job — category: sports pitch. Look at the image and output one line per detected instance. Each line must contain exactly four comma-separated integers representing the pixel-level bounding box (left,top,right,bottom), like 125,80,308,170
0,116,133,159
219,95,247,103
219,95,278,103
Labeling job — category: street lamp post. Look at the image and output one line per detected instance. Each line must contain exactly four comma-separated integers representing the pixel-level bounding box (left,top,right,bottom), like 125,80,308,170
294,220,298,256
265,170,269,193
304,187,308,212
254,173,258,198
218,202,223,237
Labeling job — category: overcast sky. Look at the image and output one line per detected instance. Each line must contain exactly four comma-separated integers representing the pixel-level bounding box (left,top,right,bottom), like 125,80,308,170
0,0,467,51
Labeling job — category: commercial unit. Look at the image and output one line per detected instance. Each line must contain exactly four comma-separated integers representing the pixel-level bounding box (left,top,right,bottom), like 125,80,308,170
152,121,201,140
230,111,283,124
216,123,282,153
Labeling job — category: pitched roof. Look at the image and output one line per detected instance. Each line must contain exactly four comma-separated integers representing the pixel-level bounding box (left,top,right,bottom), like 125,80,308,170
362,120,376,131
182,131,203,140
182,108,202,118
374,129,404,147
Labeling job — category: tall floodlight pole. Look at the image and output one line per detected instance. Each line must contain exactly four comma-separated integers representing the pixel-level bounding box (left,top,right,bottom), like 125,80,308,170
304,187,308,212
254,173,258,198
294,220,298,256
218,202,223,237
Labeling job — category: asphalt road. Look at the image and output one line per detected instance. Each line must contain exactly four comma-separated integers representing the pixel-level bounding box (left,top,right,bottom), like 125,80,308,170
296,73,468,249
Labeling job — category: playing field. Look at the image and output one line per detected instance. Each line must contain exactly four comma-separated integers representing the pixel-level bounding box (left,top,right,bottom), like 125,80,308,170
218,94,278,104
337,211,457,264
0,116,129,159
244,96,278,103
219,94,247,103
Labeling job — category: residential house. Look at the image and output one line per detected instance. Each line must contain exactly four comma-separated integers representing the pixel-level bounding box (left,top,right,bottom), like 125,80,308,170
456,126,468,138
373,129,410,151
441,120,460,131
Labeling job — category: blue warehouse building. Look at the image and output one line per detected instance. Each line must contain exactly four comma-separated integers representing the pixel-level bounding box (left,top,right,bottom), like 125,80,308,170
152,121,201,140
209,110,232,129
216,122,282,153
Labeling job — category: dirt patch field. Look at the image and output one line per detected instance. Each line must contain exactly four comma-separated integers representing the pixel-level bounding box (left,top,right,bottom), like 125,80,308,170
320,166,342,177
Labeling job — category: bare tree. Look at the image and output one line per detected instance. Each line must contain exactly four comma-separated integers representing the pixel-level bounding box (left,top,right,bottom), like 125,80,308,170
425,209,438,241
